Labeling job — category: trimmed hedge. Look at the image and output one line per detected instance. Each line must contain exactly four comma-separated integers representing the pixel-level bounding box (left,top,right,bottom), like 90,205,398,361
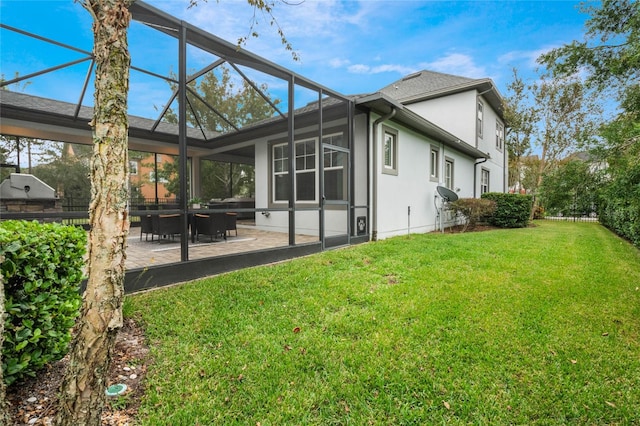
597,177,640,249
0,220,86,385
481,192,533,228
449,198,496,231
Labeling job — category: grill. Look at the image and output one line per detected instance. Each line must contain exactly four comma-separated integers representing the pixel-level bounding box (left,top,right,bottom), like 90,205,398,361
0,173,61,214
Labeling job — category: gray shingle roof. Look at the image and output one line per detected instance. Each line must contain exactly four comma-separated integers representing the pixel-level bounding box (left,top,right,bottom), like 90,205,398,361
379,70,476,101
376,70,503,118
0,90,219,142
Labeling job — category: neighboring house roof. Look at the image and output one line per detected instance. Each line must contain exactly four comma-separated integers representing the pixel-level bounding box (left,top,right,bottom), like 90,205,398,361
567,151,596,162
378,70,504,119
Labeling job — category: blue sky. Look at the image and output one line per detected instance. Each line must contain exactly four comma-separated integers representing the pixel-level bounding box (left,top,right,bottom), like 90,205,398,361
1,0,591,120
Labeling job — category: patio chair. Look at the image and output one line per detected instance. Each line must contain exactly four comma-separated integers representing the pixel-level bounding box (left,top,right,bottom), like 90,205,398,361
153,214,181,241
194,213,227,242
225,212,238,237
140,214,154,241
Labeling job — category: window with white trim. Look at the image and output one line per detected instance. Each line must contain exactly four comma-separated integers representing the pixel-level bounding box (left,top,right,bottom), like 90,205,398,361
272,139,318,203
496,122,504,151
323,147,346,200
382,128,398,175
272,143,290,202
430,146,439,181
129,160,138,175
295,139,316,201
481,169,490,194
477,101,484,138
149,171,168,184
444,158,454,189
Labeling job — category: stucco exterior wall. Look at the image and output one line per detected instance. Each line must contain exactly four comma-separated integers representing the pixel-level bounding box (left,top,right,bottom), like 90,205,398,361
370,116,476,240
405,91,507,196
476,94,507,194
241,116,362,238
406,91,477,144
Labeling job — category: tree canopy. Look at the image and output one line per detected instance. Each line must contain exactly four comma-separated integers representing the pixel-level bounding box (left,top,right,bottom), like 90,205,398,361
538,0,639,245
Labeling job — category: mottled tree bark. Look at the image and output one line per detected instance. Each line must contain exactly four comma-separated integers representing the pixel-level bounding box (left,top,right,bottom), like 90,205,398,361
56,1,133,424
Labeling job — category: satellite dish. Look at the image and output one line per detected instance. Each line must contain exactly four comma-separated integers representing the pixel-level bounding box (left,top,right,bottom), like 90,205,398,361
436,185,458,202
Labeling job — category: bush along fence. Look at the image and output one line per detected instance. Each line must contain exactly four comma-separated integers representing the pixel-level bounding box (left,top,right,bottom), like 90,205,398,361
598,194,640,249
0,220,86,385
481,192,534,228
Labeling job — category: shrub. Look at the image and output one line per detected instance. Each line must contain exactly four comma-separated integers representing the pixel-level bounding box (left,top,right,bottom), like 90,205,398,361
597,164,640,249
449,198,496,232
0,220,86,385
481,192,533,228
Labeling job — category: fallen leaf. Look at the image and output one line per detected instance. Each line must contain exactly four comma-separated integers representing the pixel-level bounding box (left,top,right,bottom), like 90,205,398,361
293,326,301,333
605,401,616,408
443,401,451,410
571,359,578,364
602,332,609,337
284,344,292,352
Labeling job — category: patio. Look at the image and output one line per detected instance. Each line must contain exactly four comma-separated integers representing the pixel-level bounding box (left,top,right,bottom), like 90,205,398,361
125,222,318,270
1,0,364,292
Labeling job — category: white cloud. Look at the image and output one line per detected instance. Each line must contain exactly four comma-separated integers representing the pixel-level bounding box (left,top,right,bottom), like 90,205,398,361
498,47,555,70
347,64,371,74
420,53,486,79
346,63,416,75
329,58,351,69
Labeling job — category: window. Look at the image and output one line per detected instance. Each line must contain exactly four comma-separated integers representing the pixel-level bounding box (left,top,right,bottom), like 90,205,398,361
129,160,138,175
444,158,454,189
496,122,504,151
272,143,289,202
272,139,317,203
477,100,484,138
324,146,346,200
382,127,398,175
430,146,439,182
295,139,316,201
323,133,346,148
149,171,168,184
481,169,490,194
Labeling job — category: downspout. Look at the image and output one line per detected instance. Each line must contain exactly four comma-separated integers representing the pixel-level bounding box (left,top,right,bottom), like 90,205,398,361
474,157,488,198
503,141,508,193
371,108,396,241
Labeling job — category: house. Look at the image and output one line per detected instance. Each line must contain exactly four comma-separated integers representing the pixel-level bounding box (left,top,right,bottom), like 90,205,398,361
0,0,508,288
212,70,506,242
362,70,507,239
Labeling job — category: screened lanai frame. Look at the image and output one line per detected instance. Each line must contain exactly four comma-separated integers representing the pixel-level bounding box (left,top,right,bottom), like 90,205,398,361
0,0,365,290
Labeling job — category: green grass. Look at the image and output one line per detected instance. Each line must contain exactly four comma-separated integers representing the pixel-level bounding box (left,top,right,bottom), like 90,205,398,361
128,221,640,425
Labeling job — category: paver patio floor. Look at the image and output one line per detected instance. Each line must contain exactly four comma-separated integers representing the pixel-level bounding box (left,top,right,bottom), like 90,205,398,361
125,223,318,270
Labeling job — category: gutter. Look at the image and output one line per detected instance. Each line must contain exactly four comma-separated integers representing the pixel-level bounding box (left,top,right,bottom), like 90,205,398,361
371,108,396,241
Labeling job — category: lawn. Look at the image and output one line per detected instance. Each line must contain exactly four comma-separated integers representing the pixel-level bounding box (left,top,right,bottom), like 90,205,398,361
127,221,640,425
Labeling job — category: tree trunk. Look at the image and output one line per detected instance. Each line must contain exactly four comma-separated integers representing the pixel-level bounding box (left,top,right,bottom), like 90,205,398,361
56,1,133,424
0,255,10,426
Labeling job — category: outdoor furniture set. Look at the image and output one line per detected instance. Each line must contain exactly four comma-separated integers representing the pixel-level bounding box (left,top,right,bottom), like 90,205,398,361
139,212,237,243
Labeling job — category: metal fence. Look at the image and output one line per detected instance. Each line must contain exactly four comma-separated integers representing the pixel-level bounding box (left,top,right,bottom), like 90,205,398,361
543,215,599,223
60,197,179,226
